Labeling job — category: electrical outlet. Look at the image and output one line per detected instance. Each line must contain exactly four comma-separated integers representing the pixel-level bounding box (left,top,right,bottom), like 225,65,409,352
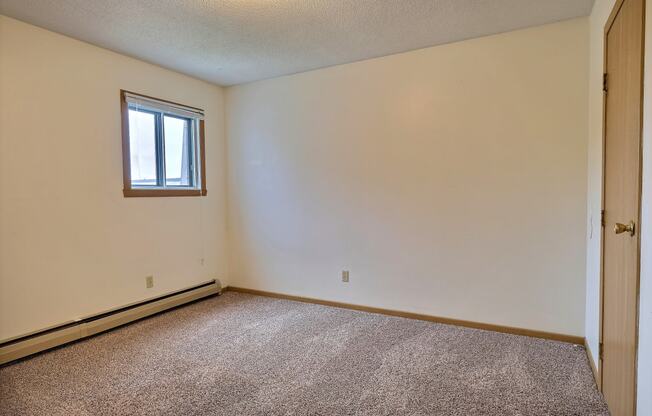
145,275,154,288
342,270,349,283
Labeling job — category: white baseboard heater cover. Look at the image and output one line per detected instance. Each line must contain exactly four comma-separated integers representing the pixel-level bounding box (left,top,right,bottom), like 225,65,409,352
0,279,222,365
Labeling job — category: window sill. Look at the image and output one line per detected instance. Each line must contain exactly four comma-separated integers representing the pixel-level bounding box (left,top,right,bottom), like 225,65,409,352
123,188,207,197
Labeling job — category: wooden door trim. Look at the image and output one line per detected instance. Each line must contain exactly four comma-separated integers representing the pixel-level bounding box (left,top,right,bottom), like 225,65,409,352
599,0,646,408
605,0,627,36
596,0,627,390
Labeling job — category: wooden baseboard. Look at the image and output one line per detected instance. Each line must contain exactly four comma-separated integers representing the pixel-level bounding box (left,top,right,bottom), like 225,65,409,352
585,339,601,389
0,280,221,365
224,286,585,345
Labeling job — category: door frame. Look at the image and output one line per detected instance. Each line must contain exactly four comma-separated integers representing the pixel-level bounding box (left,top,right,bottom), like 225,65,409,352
598,0,646,405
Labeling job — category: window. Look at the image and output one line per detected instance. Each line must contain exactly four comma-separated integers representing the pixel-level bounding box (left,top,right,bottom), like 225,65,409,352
120,90,207,197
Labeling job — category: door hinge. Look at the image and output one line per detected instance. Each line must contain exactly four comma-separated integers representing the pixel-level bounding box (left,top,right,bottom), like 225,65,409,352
599,342,604,361
603,73,608,93
601,210,605,227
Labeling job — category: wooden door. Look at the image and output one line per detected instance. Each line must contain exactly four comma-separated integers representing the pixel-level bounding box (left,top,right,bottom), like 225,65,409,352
601,0,644,415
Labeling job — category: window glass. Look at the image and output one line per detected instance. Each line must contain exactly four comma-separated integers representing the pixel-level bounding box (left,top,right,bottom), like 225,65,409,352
164,115,192,187
128,109,157,186
121,90,206,197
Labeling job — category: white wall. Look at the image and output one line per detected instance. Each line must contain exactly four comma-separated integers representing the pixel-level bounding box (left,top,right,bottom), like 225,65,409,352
0,16,228,340
226,19,589,336
638,1,652,413
584,0,616,373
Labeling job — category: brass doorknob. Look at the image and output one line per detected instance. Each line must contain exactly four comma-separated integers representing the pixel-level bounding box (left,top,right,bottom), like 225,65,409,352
614,221,636,236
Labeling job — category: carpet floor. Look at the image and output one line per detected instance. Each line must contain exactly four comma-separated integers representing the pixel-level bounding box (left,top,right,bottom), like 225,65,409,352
0,291,608,415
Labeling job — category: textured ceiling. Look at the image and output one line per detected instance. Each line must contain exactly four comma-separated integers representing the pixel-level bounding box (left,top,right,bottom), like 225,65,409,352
0,0,595,86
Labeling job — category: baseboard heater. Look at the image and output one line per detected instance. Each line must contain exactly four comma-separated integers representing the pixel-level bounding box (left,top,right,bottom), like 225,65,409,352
0,279,222,365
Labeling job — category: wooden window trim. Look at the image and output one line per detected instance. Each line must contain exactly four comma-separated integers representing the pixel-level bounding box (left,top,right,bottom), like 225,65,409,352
120,89,207,198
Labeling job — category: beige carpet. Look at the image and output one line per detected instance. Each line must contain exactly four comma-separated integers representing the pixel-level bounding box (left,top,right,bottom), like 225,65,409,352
0,291,608,415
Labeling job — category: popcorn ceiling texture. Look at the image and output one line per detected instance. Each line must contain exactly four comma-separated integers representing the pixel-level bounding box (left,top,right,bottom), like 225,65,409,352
0,292,607,415
0,0,594,85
